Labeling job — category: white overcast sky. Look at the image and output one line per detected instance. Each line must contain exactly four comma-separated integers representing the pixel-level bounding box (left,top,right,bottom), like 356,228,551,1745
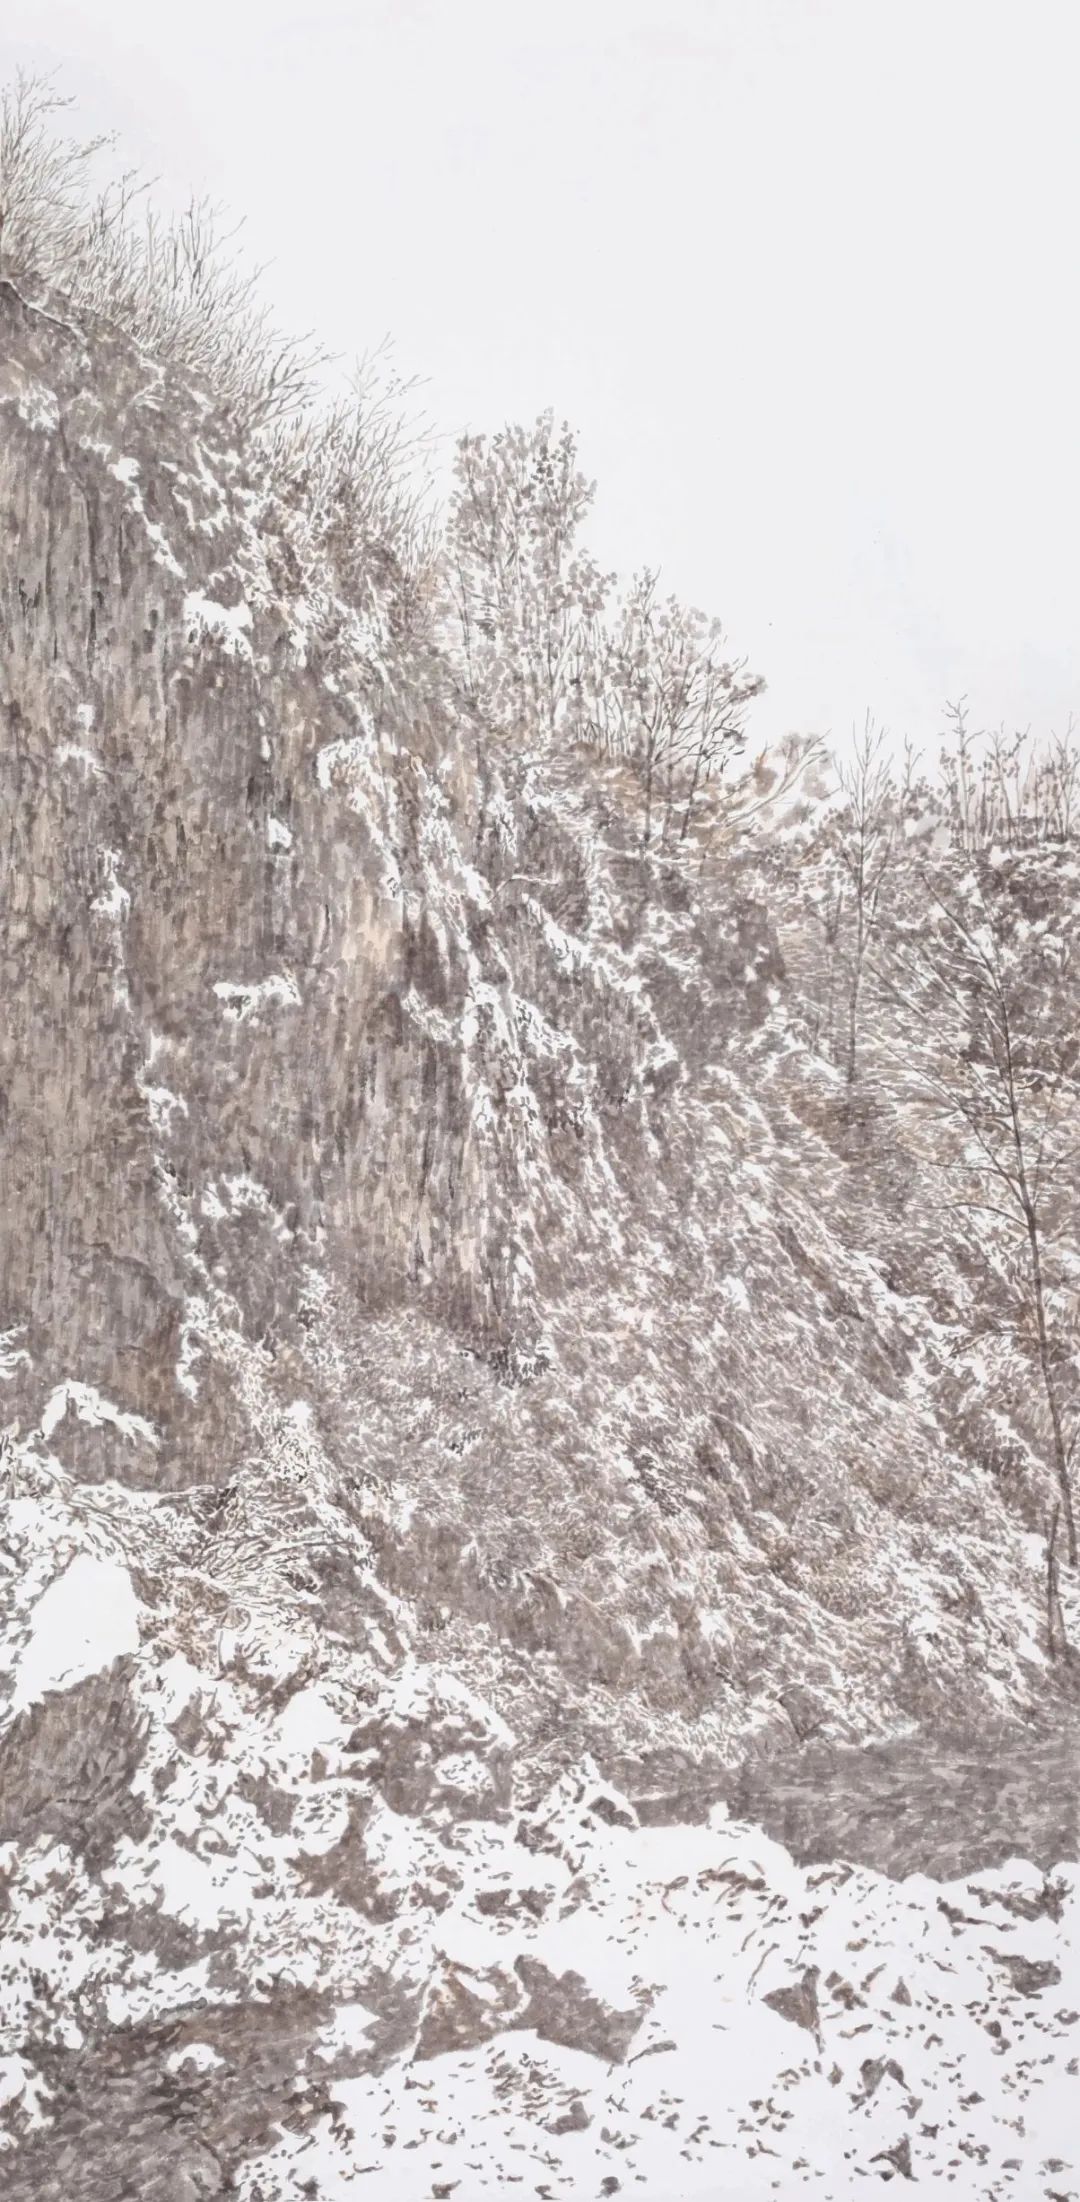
4,0,1079,752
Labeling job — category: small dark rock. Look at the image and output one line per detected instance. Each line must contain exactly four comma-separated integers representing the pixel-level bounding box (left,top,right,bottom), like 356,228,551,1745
546,2097,591,2136
763,1967,820,2036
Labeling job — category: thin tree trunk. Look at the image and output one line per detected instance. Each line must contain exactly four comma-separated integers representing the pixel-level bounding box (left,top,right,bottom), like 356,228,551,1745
642,736,654,848
1046,1504,1071,1661
1000,996,1079,1566
845,913,865,1089
680,727,710,842
1024,1202,1078,1566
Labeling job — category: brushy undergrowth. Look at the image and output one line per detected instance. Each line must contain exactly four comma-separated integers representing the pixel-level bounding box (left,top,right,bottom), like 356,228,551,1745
0,73,437,621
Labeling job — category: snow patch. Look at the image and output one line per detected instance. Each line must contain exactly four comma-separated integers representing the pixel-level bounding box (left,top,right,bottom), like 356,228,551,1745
183,592,253,660
10,1556,140,1713
273,1685,354,1767
213,973,301,1021
312,2003,378,2062
165,2041,224,2075
40,1382,159,1450
139,1083,188,1137
55,742,103,778
91,849,130,924
0,1328,31,1382
0,361,59,434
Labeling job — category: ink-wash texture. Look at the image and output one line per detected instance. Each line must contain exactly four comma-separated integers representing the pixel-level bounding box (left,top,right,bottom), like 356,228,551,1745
1,81,1079,2201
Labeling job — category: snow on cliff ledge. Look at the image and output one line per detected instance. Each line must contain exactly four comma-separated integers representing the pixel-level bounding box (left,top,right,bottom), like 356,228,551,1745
8,1553,140,1713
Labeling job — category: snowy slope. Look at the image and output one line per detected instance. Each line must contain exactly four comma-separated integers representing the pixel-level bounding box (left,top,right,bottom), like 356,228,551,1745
2,269,1079,2199
238,1794,1080,2202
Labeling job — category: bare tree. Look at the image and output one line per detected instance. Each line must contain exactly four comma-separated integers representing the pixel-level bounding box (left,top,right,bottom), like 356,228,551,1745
884,854,1080,1565
264,346,438,632
583,571,763,848
791,720,904,1081
443,413,612,745
443,421,761,842
834,718,899,1086
940,700,1080,852
1,73,324,433
1046,1503,1071,1662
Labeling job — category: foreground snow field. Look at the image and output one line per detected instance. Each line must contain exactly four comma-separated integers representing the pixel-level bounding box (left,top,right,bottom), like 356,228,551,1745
229,1776,1080,2202
2,1531,1076,2198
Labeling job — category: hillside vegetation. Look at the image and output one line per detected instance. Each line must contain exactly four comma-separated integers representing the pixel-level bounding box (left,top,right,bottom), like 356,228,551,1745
2,77,1080,2197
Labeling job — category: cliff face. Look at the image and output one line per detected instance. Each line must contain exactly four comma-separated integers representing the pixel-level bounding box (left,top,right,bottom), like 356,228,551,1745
0,273,699,1740
2,273,1062,1752
2,278,1079,2194
0,274,551,1368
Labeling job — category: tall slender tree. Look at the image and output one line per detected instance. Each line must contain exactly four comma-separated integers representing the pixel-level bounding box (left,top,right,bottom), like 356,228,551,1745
884,850,1080,1565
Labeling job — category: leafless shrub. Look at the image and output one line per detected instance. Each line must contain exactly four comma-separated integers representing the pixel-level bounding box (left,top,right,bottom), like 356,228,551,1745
0,74,326,433
0,73,439,618
263,346,440,627
581,568,763,849
940,700,1080,851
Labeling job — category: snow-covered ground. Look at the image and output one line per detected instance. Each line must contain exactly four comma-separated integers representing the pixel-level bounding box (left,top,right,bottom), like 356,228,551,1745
234,1771,1080,2201
2,1521,1076,2197
1,1410,1078,2198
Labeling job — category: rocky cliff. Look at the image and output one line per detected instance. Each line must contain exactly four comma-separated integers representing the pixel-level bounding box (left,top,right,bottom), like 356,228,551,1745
2,272,1079,2197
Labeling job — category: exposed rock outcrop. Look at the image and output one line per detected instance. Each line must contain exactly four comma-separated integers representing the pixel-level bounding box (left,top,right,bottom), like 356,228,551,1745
3,268,1080,2197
